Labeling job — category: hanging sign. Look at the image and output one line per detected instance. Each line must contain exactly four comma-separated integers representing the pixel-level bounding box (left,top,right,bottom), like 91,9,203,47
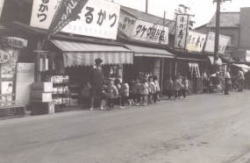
204,32,231,54
48,0,89,35
186,31,207,52
0,0,4,20
30,0,62,29
1,37,28,49
174,14,189,49
118,11,136,37
62,0,120,40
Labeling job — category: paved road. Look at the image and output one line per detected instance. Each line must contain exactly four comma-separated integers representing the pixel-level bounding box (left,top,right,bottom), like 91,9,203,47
1,91,250,163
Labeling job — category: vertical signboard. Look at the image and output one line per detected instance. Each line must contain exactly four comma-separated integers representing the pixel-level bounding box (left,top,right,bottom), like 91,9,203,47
0,0,4,20
118,11,136,37
204,32,231,54
30,0,62,29
174,14,189,49
186,31,207,52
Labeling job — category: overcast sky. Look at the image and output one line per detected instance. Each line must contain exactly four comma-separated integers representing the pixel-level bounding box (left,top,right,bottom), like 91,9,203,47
113,0,250,27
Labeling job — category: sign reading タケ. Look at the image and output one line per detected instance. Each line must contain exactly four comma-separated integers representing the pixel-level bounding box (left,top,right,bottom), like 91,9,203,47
174,14,189,49
204,32,231,54
186,31,207,52
119,11,169,45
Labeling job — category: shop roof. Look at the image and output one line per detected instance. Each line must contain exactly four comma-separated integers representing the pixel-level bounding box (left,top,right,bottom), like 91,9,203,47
206,12,240,28
121,6,176,35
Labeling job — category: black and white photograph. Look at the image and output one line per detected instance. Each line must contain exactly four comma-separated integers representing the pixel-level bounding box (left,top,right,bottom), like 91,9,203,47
1,0,250,162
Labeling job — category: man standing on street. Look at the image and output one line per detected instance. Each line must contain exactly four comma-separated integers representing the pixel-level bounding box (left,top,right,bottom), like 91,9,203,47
224,68,231,95
89,58,105,111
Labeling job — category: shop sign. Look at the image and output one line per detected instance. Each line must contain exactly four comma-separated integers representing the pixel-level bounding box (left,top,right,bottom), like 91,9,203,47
0,50,10,64
2,37,28,49
30,0,62,29
118,11,136,37
0,0,5,19
62,0,120,39
174,14,189,49
186,31,207,52
129,19,169,45
48,0,89,35
204,32,231,54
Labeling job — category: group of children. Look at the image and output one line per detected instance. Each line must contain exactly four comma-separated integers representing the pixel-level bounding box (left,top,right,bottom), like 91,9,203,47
164,75,189,99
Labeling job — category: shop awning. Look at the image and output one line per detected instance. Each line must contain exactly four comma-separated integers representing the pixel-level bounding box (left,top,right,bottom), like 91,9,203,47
125,44,174,58
232,64,250,72
208,56,223,65
51,40,133,67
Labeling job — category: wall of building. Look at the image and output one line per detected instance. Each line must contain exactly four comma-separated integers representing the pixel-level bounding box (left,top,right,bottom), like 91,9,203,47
239,7,250,50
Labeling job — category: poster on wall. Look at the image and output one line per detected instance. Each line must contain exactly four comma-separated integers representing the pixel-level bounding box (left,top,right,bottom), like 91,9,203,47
174,14,189,49
1,49,18,79
204,32,231,54
15,63,35,106
186,31,207,52
62,0,120,40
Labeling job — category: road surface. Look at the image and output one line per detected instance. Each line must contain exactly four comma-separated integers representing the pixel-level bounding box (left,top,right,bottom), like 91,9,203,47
1,91,250,163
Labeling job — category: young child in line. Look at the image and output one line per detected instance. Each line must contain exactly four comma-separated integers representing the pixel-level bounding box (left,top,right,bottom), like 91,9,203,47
105,79,119,109
140,78,149,106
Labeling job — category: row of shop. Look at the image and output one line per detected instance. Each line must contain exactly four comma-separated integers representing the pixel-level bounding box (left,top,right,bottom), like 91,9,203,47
0,21,224,116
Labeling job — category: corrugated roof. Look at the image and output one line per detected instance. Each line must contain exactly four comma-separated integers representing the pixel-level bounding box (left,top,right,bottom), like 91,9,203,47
207,12,240,28
121,6,175,35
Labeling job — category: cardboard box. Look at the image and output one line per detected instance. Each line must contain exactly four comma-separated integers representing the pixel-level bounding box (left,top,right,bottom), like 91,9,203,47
30,90,52,102
31,82,53,93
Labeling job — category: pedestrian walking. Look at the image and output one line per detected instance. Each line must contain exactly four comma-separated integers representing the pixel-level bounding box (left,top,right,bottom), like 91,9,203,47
182,76,189,98
164,77,174,99
153,75,160,102
173,76,183,99
237,69,245,92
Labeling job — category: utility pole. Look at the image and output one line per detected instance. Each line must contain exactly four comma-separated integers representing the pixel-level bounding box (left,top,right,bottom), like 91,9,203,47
213,0,231,65
145,0,148,13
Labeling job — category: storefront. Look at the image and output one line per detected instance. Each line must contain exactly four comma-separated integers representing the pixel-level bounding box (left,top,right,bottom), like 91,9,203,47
0,36,28,117
47,39,133,108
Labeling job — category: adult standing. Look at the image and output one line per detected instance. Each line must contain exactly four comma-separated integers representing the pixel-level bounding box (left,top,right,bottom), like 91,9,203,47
89,58,105,111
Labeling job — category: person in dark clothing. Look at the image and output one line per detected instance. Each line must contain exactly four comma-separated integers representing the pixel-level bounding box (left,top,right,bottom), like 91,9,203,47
89,58,105,111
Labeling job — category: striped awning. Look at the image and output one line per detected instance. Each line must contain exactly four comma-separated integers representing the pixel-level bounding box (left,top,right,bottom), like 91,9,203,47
51,40,133,67
125,44,174,58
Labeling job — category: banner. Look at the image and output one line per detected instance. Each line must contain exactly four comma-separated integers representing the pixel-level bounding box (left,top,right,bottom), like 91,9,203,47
174,14,189,49
186,31,207,52
204,32,231,54
62,0,120,40
49,0,89,35
30,0,61,29
0,0,4,20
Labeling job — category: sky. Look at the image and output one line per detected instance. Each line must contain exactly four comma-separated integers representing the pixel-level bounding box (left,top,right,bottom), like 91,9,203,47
112,0,250,27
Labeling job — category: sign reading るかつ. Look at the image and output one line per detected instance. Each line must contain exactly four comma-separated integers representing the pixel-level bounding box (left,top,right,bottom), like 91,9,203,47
204,32,231,54
30,0,120,40
175,14,189,49
186,31,207,52
62,0,120,39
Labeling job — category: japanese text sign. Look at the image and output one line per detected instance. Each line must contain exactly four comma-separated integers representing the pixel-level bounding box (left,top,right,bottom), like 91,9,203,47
131,19,169,45
30,0,62,29
186,31,207,52
119,12,169,45
62,0,120,40
174,14,189,49
49,0,89,35
204,32,231,54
